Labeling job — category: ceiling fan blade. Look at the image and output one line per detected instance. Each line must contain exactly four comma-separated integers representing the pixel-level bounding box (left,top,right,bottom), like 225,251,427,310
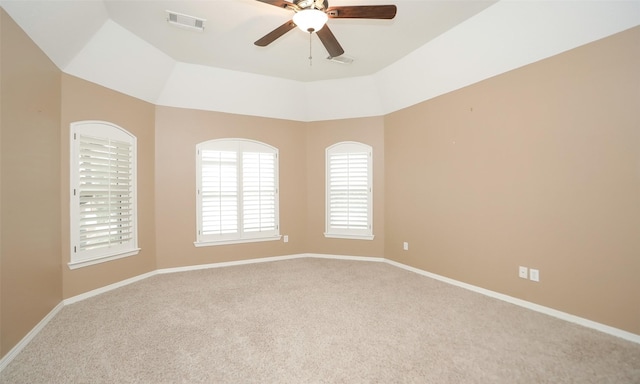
326,5,397,19
316,25,344,58
255,20,297,47
255,0,295,9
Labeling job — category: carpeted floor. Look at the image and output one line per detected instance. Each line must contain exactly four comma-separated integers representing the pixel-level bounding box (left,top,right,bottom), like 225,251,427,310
1,258,639,383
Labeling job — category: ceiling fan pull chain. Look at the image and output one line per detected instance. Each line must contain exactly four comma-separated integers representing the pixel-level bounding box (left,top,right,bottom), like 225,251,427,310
308,31,313,66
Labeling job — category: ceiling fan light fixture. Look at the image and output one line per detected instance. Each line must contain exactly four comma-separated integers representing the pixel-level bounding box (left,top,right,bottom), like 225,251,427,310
293,9,328,33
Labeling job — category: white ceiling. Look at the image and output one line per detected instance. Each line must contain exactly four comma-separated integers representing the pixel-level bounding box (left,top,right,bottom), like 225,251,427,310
2,0,639,121
102,0,497,82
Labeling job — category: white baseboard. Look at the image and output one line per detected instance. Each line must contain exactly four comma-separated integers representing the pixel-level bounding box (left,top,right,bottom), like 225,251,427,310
60,253,384,308
306,253,385,263
0,301,64,371
155,253,384,275
2,253,638,373
63,270,158,306
384,258,640,345
156,254,309,275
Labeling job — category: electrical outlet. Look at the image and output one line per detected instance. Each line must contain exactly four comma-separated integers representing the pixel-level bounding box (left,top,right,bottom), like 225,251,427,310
518,266,528,279
529,269,539,282
283,235,288,243
403,242,409,251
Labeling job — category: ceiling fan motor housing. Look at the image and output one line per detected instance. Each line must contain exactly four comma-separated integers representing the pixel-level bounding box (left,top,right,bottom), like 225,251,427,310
294,0,328,11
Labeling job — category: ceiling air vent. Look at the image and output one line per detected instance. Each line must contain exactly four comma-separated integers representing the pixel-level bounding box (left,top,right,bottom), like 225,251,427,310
166,10,206,32
327,55,354,64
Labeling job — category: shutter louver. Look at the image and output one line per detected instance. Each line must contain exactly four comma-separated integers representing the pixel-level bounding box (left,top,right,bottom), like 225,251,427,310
78,134,133,251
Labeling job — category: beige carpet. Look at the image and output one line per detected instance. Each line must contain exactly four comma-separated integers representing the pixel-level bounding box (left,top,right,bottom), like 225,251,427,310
1,258,639,383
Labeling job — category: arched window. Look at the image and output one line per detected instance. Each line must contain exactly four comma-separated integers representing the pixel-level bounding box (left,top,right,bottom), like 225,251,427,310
70,121,139,269
196,138,280,246
325,141,373,240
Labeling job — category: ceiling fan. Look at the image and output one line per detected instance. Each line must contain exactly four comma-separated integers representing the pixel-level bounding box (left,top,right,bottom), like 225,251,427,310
254,0,397,58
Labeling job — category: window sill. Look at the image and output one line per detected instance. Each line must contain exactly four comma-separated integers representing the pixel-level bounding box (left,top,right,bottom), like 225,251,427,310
324,233,375,241
68,248,140,270
194,235,282,247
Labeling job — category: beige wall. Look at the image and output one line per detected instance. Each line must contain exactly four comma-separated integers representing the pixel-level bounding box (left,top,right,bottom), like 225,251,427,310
0,10,62,356
60,74,156,299
306,117,385,257
384,26,640,335
1,8,4,354
1,10,3,354
154,107,307,268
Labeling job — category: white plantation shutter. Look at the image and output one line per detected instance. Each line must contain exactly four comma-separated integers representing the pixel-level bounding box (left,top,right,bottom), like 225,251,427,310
325,142,373,239
328,152,369,229
78,135,133,249
70,121,139,269
242,152,277,233
196,139,279,245
200,150,238,238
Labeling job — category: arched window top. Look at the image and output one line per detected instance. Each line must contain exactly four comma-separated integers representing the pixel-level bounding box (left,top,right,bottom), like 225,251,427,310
198,138,277,153
72,120,135,143
326,141,372,154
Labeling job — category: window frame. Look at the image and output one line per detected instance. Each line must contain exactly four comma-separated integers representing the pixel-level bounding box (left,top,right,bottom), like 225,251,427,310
325,141,374,240
195,138,280,247
69,121,140,270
